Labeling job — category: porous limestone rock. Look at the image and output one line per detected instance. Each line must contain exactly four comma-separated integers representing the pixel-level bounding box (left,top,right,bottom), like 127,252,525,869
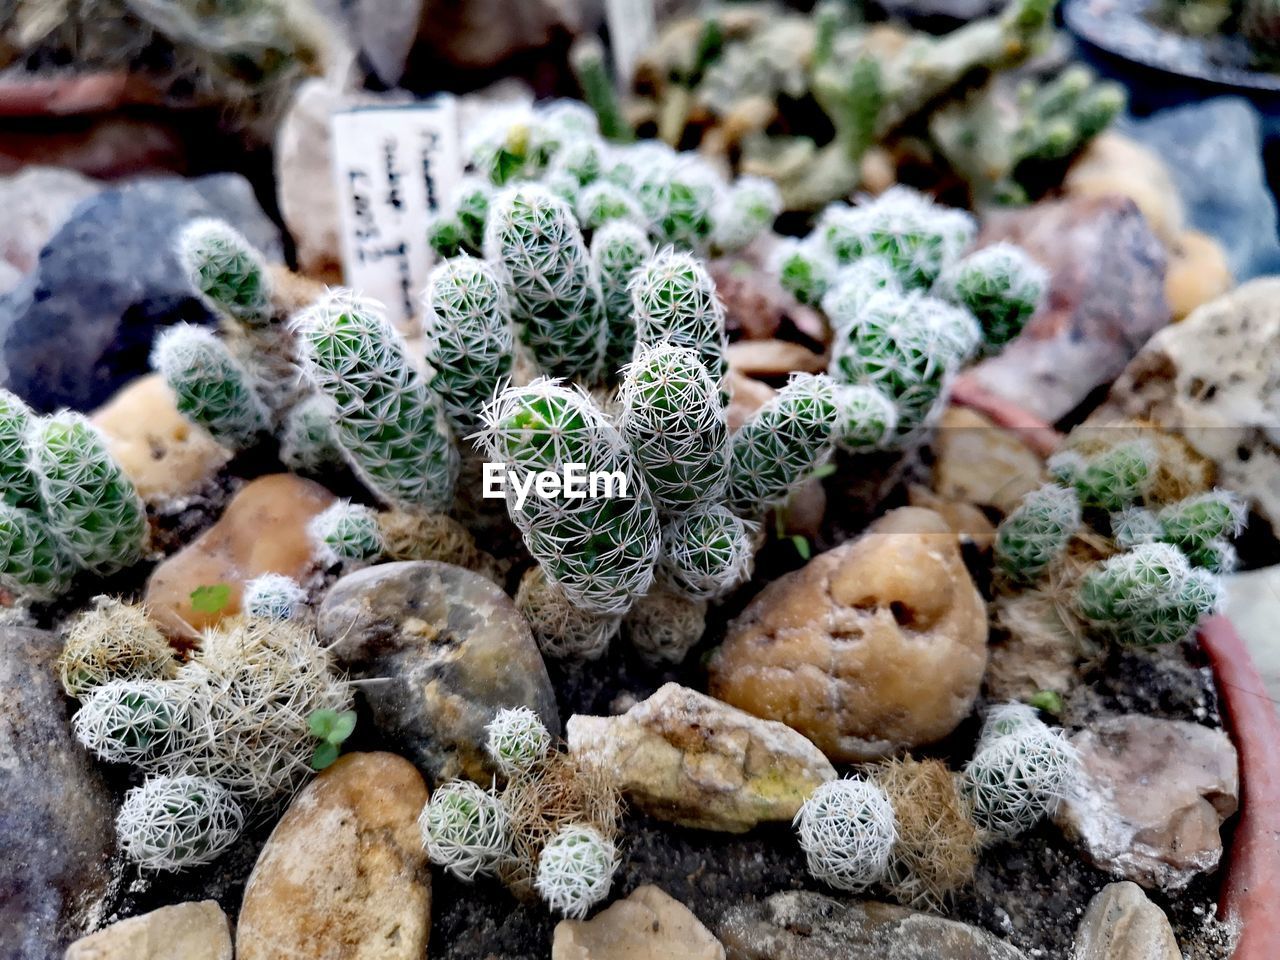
567,683,835,833
708,507,988,762
316,560,560,783
553,885,725,960
65,901,232,960
1054,715,1238,891
236,752,431,960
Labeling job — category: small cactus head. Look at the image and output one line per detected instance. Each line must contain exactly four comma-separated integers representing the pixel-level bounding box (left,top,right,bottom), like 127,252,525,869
774,237,836,307
712,175,782,253
820,257,901,330
963,718,1079,840
994,484,1081,584
835,384,899,452
659,502,756,601
72,678,187,765
794,777,897,892
485,706,553,777
534,823,619,918
177,218,272,326
115,774,244,871
308,501,385,568
1050,439,1156,511
418,779,511,881
58,597,177,697
243,573,308,622
1156,491,1247,551
934,242,1047,350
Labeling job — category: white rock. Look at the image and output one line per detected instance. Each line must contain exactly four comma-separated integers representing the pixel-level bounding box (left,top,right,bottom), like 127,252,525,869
64,901,232,960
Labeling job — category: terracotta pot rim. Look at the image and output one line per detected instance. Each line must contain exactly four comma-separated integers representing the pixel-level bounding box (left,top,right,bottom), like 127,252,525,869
953,386,1280,958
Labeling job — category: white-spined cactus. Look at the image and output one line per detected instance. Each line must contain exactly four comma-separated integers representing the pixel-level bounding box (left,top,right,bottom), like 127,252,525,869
591,220,654,374
296,290,459,512
994,484,1082,584
726,373,841,518
278,394,342,473
0,502,73,600
116,774,245,870
419,779,511,880
243,573,307,622
1049,440,1155,512
712,175,782,254
638,155,720,252
485,706,552,777
820,257,902,332
660,502,756,600
309,501,385,568
774,237,837,307
177,218,272,326
0,390,41,510
963,716,1079,840
478,379,660,615
834,383,899,452
1156,491,1247,552
534,824,619,919
617,342,730,514
421,256,515,437
630,250,729,389
934,241,1047,350
485,184,607,382
73,678,187,766
794,777,898,892
515,564,621,661
577,181,646,234
151,323,270,450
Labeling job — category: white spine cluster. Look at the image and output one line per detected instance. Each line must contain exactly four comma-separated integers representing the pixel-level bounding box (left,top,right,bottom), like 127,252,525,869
794,777,898,892
243,573,307,621
72,678,186,765
485,706,552,777
963,714,1080,840
115,774,244,871
418,780,511,880
711,175,782,253
177,218,272,326
308,500,385,567
660,502,756,600
515,564,622,661
534,824,619,919
629,250,729,388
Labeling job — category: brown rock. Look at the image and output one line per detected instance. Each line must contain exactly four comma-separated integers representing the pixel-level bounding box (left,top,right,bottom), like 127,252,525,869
1063,133,1184,247
727,372,777,432
1087,278,1280,537
1165,230,1232,323
65,901,232,960
145,474,335,639
566,683,835,833
1054,714,1239,891
961,195,1170,423
907,486,995,551
552,885,725,960
932,406,1046,516
708,507,988,762
237,752,431,960
1073,882,1181,960
727,340,827,377
91,374,231,508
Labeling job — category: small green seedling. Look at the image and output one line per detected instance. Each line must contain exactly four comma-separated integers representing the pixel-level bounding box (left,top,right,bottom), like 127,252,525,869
1027,690,1064,717
190,583,232,615
309,708,357,770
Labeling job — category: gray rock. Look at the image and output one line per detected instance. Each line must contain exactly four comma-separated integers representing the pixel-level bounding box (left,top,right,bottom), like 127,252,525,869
0,166,101,275
0,174,282,412
0,260,20,296
961,195,1170,423
316,560,560,783
0,626,117,959
1121,99,1280,282
1072,882,1181,960
715,891,1027,959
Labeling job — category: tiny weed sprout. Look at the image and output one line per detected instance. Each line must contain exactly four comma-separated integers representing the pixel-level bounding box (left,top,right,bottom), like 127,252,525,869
486,706,552,777
308,708,358,770
419,780,511,881
189,583,232,616
794,777,897,892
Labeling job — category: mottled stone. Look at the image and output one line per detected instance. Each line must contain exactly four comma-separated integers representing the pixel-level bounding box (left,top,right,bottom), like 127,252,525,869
553,885,726,960
316,560,560,782
716,891,1027,959
1063,133,1183,247
1088,278,1280,539
0,627,116,959
65,901,232,960
237,752,430,960
567,683,835,833
1055,715,1238,891
91,373,231,508
0,174,282,412
1072,882,1181,960
1164,230,1233,324
0,165,99,274
961,195,1169,423
709,508,988,762
933,406,1046,516
145,474,336,639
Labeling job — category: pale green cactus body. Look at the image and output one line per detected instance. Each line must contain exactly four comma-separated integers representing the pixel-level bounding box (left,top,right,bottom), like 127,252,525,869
591,221,654,374
1051,440,1155,512
477,379,661,615
535,824,619,919
994,484,1081,583
638,155,721,251
296,291,459,512
427,177,491,260
0,501,74,599
1184,538,1238,574
617,343,730,514
73,678,187,766
116,774,245,871
711,175,782,253
963,720,1079,839
151,323,270,450
421,256,516,436
1111,506,1163,550
835,384,899,452
630,250,729,388
774,237,837,307
794,777,897,892
177,218,272,326
309,501,385,567
820,257,901,332
550,136,607,187
278,395,343,473
660,502,757,600
0,389,41,510
485,184,607,382
934,242,1047,350
32,413,147,577
1156,491,1247,551
727,373,841,518
243,573,307,621
418,779,510,880
576,181,647,233
604,141,677,192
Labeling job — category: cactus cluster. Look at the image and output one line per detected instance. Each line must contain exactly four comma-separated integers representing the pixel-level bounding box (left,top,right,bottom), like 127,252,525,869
622,0,1117,210
996,431,1242,648
62,600,351,870
0,393,147,600
418,707,621,917
778,187,1043,447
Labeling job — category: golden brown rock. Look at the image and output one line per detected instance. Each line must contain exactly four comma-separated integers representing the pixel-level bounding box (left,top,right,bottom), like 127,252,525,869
65,901,232,960
552,886,725,960
236,752,431,960
708,507,988,762
1165,229,1233,323
932,406,1046,516
727,340,827,377
1064,133,1183,246
144,474,335,639
726,372,776,432
91,374,231,507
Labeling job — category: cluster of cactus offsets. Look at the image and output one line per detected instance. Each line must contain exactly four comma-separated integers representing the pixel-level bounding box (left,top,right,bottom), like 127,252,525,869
996,433,1241,648
62,601,351,870
962,704,1080,840
430,98,781,264
178,217,273,326
0,392,147,599
774,188,1044,447
624,0,1114,210
296,291,459,512
419,707,621,917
